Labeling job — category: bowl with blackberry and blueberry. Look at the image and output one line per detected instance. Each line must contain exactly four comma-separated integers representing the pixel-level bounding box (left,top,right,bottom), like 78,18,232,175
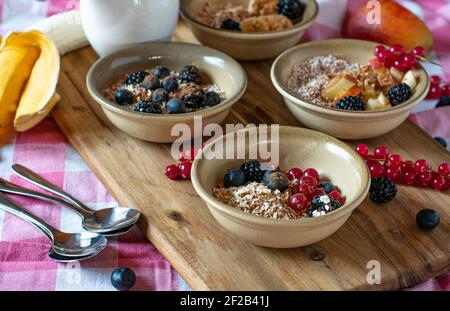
191,126,370,248
87,42,247,143
180,0,319,60
271,39,430,139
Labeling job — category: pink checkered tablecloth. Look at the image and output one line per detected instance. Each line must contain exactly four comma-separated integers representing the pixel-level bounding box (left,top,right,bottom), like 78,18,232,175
0,0,449,291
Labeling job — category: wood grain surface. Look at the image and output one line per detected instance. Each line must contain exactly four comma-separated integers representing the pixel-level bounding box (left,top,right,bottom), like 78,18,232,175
52,22,450,290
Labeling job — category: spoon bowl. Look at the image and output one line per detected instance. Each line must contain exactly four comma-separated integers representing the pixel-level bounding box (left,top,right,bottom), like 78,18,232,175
52,230,108,257
84,207,141,232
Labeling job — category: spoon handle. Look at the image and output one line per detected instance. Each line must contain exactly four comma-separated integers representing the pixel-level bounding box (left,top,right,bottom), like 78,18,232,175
0,192,55,241
12,164,94,214
0,177,91,218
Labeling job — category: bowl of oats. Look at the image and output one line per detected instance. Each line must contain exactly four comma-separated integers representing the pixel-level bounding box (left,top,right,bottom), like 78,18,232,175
180,0,319,60
87,42,247,143
191,126,370,248
271,39,430,139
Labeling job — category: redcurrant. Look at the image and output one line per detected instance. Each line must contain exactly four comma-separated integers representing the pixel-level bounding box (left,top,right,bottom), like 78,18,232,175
289,194,309,214
390,44,405,56
412,46,426,58
414,159,429,174
355,143,369,158
165,164,180,181
303,168,320,183
374,146,390,159
288,168,303,181
369,162,385,178
432,175,446,191
403,170,417,185
178,162,192,180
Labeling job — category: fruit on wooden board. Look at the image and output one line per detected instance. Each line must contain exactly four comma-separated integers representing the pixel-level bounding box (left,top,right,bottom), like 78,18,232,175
0,34,40,131
13,31,60,132
0,31,60,139
344,0,433,52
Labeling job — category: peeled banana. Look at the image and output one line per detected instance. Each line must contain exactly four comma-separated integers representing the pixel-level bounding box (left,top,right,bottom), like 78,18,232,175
0,31,60,136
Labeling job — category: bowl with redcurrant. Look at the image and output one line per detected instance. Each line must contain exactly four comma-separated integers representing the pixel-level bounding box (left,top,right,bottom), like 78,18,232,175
191,126,370,248
271,39,430,139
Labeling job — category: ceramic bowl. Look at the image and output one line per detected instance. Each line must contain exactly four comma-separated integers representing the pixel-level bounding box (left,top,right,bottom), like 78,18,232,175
87,42,247,143
191,126,370,248
271,39,430,139
180,0,319,61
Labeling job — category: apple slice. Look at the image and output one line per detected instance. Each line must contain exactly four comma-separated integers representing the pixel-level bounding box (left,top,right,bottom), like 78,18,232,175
366,93,392,110
322,76,356,101
390,67,404,82
402,70,417,90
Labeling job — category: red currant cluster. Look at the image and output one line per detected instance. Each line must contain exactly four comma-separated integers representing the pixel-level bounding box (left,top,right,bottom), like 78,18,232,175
164,146,203,181
287,167,345,214
427,75,450,99
374,44,425,72
355,144,450,191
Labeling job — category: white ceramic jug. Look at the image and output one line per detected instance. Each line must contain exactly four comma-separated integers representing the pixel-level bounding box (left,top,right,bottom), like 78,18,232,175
80,0,179,56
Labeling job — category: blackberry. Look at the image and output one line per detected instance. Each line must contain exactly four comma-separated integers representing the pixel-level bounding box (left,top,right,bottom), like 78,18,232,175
336,96,365,111
308,194,341,217
369,177,397,203
179,65,202,84
240,160,264,182
387,83,412,105
125,71,148,85
134,100,162,114
220,18,241,31
278,0,305,21
436,96,450,108
184,90,206,109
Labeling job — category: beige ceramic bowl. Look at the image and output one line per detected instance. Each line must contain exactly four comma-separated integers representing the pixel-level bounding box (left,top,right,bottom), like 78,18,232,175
271,39,430,139
191,126,370,248
87,42,247,143
180,0,319,61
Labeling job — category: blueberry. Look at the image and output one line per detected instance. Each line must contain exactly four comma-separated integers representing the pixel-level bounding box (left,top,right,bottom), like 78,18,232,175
162,77,179,93
434,137,447,148
111,267,136,291
263,169,280,185
115,89,133,105
224,169,246,188
152,88,169,103
152,66,170,79
205,91,222,107
167,98,186,114
142,76,160,90
416,209,440,230
264,171,289,192
319,182,334,194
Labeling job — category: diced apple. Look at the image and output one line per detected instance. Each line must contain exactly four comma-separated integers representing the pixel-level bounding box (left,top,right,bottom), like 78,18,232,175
366,93,392,110
322,76,356,101
390,67,404,82
369,58,383,70
402,70,417,90
375,67,396,88
336,85,362,100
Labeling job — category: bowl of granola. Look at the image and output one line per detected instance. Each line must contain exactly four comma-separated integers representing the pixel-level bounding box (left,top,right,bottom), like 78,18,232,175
87,42,247,143
191,126,370,248
271,39,430,139
180,0,319,60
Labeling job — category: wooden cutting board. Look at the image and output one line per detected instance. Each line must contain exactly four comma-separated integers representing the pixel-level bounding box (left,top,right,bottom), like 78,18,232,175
52,23,450,290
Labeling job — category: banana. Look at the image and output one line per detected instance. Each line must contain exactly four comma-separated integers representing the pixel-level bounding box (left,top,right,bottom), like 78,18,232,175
0,34,40,130
27,10,88,56
12,31,60,132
